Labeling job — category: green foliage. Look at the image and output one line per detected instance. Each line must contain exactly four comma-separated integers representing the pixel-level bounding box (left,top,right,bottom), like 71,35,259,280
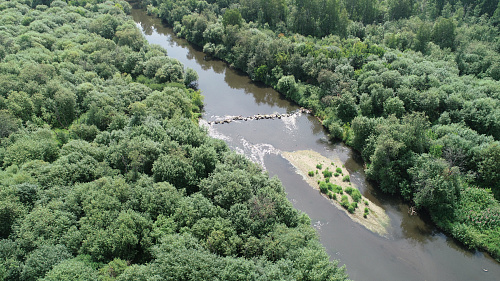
41,258,99,281
330,184,343,194
477,142,500,199
336,167,342,173
432,17,456,50
323,169,333,178
3,128,59,167
21,244,72,281
319,181,329,194
348,202,357,213
340,195,349,209
344,186,354,195
222,8,242,28
342,175,350,182
351,189,362,203
308,170,314,177
408,154,462,212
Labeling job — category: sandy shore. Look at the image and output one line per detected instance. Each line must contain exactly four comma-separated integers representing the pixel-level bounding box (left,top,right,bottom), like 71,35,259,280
282,150,390,236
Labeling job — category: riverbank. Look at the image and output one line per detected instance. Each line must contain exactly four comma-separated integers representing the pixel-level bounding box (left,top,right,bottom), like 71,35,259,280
282,150,390,236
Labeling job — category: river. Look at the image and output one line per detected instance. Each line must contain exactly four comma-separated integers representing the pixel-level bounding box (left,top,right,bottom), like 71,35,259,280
130,5,500,281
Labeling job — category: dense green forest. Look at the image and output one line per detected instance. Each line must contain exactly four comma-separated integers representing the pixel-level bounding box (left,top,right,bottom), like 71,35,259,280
0,0,350,280
140,0,500,260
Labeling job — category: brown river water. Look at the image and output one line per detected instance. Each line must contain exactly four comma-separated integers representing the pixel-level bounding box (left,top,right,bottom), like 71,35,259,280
130,5,500,281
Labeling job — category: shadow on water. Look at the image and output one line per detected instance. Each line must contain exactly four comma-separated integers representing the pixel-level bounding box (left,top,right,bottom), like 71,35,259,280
129,3,500,280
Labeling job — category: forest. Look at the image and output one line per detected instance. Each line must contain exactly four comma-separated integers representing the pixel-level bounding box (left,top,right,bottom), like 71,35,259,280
0,0,349,280
140,0,500,261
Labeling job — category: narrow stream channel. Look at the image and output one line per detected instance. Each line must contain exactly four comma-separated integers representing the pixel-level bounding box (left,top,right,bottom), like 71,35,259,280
130,5,500,281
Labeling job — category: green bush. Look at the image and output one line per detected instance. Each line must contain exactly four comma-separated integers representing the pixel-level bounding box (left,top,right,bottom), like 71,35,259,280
344,186,353,195
348,204,355,213
323,169,333,178
340,195,349,209
330,184,342,193
333,194,337,200
364,200,369,206
308,171,314,177
351,189,362,202
342,175,350,182
336,167,342,173
325,177,330,183
328,192,334,199
316,164,323,169
319,182,328,194
334,172,339,177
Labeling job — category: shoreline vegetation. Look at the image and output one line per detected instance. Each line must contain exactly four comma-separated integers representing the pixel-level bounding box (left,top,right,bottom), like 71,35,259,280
139,0,500,261
282,150,390,236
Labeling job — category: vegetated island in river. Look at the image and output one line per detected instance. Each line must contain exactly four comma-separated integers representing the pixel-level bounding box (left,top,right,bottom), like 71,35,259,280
282,150,389,236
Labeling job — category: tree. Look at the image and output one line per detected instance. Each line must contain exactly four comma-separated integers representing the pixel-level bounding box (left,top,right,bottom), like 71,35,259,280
336,92,358,123
41,258,99,281
276,75,300,101
383,96,406,118
415,23,432,54
200,169,253,209
3,129,60,167
478,142,500,199
184,67,199,88
16,206,76,250
409,154,462,213
387,0,414,20
154,59,185,84
223,9,243,28
152,153,197,191
432,17,456,50
6,91,34,122
0,110,19,138
21,244,72,281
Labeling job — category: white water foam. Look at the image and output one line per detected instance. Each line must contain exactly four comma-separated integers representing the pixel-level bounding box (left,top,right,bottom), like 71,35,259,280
199,119,232,142
200,119,279,170
239,138,281,170
281,112,299,131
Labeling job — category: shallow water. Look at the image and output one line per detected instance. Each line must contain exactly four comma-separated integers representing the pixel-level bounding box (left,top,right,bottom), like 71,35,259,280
130,5,500,280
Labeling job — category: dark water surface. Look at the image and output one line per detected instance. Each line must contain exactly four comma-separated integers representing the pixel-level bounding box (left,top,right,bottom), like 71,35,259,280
130,5,500,281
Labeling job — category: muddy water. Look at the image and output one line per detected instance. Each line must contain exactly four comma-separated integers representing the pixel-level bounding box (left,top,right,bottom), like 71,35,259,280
130,6,500,281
